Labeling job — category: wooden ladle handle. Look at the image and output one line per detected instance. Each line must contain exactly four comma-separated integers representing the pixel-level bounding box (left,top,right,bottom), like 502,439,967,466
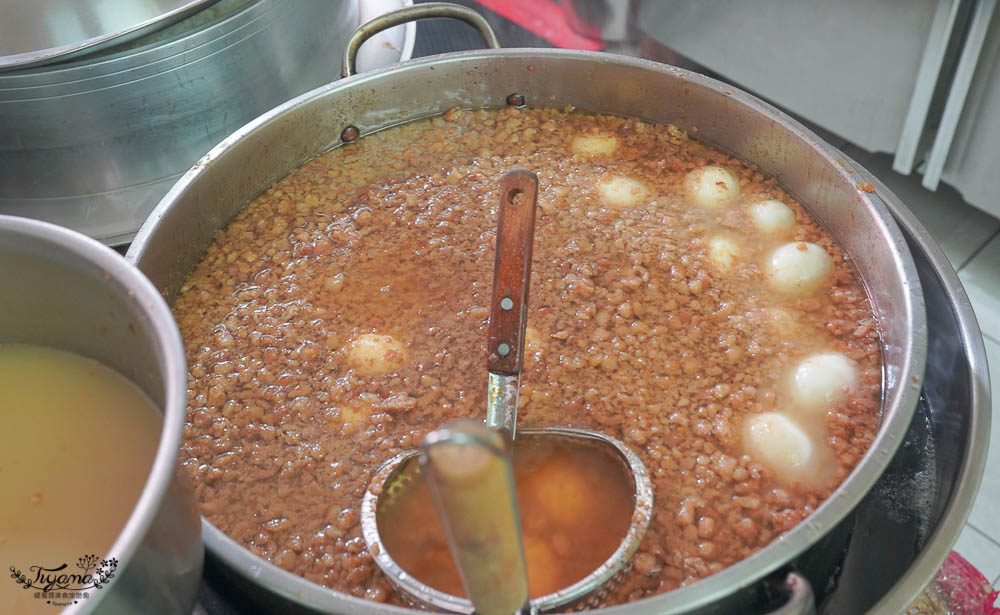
487,170,538,376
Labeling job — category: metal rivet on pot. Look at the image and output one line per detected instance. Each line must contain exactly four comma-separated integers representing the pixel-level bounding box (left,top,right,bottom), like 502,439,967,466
497,343,511,357
500,297,514,311
506,93,525,107
341,126,360,143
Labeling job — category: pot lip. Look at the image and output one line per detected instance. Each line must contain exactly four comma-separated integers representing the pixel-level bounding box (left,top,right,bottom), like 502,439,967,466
0,215,189,615
854,168,992,613
130,47,928,613
0,0,277,87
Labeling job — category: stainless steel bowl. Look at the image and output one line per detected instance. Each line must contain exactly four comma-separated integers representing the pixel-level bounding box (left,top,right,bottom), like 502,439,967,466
0,0,414,246
0,215,202,614
126,7,928,611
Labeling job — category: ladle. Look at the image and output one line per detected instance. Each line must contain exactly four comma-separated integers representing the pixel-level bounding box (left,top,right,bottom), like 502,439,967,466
360,170,653,613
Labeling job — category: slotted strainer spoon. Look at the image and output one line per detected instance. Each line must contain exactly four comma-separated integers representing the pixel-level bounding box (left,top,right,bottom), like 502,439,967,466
360,170,653,614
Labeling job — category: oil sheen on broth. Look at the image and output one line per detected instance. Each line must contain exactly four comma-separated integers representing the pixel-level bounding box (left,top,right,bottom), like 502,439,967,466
377,433,635,598
0,344,161,615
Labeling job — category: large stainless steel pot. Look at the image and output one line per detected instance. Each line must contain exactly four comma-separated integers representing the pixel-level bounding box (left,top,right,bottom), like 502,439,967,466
126,9,928,614
0,215,202,614
0,0,415,246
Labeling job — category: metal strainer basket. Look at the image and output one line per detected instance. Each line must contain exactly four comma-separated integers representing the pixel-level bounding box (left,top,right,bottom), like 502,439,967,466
360,425,653,613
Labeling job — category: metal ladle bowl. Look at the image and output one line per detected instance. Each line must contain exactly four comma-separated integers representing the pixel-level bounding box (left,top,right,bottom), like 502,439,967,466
360,171,654,613
362,424,652,613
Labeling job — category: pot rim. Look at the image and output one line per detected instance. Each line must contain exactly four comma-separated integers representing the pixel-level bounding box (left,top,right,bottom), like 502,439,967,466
0,0,217,73
129,47,927,613
0,215,190,615
847,167,992,612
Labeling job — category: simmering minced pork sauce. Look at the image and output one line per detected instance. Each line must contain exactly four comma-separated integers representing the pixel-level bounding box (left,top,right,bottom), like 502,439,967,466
173,107,881,604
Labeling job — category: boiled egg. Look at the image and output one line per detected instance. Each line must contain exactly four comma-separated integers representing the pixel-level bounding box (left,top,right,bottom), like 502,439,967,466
749,200,795,235
767,242,832,294
685,165,740,208
346,333,407,376
339,399,375,424
763,307,806,337
791,353,858,409
597,175,649,210
523,537,562,597
571,133,619,157
742,412,814,476
707,237,742,272
523,452,589,527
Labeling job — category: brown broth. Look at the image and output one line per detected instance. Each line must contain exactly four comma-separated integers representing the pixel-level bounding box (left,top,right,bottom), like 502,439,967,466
376,433,635,598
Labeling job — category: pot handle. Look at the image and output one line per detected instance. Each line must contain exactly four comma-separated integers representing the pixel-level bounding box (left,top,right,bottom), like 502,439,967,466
768,571,816,615
342,2,501,78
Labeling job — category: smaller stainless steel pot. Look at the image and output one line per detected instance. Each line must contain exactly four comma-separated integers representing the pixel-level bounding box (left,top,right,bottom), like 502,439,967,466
0,215,203,614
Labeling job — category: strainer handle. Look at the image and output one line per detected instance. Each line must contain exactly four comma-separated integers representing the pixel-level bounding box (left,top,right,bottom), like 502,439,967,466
421,421,531,615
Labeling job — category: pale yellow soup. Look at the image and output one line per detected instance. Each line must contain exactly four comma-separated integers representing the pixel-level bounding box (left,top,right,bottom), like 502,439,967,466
0,344,161,614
